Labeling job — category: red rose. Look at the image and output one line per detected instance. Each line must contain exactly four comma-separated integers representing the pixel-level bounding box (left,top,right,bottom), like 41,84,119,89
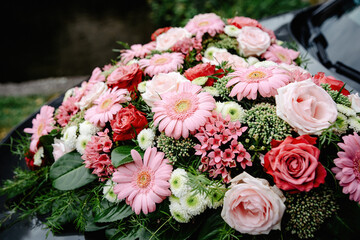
227,16,262,29
107,64,143,93
313,72,350,96
264,135,327,193
184,63,223,86
151,27,172,41
110,104,148,142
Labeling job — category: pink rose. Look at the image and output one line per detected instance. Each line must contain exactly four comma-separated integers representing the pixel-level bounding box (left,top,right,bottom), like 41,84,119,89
237,27,271,57
227,16,262,29
264,135,327,193
276,79,338,135
141,72,189,107
205,51,249,69
279,63,311,82
107,63,143,93
221,172,285,235
156,27,191,51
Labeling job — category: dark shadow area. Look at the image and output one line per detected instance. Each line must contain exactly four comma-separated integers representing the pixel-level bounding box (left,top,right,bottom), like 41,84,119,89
1,0,156,83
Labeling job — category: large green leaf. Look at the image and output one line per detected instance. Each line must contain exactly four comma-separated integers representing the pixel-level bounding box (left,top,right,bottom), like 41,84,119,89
94,202,133,223
196,210,225,240
50,151,97,190
111,145,135,168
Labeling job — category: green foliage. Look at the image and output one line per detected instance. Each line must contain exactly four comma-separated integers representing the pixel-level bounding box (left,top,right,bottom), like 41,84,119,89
50,151,97,190
94,202,133,223
321,83,352,107
148,0,309,27
111,145,136,167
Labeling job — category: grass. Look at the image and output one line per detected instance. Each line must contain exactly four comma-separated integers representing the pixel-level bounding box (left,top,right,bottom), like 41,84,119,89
0,94,59,140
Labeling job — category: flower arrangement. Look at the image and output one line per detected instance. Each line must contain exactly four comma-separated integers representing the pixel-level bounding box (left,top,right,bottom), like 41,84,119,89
1,13,360,240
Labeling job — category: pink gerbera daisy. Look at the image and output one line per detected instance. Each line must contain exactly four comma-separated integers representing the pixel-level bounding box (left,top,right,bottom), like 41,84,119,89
226,65,291,100
332,132,360,203
262,44,300,65
185,13,225,39
120,42,156,64
138,52,184,77
152,82,216,139
112,147,173,215
24,105,55,152
85,87,130,127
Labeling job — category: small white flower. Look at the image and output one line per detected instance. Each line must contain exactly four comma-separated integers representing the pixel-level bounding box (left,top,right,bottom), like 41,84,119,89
137,81,147,93
333,113,348,134
33,147,44,166
203,46,227,61
349,116,360,132
202,86,220,97
215,101,225,114
137,128,155,151
246,56,260,65
169,202,191,223
62,125,78,150
253,60,278,68
76,135,92,155
169,195,180,205
349,93,360,113
192,76,208,86
170,168,190,198
52,138,72,161
337,104,356,117
180,192,207,216
221,101,246,122
79,120,100,136
126,59,139,65
224,25,241,37
63,88,75,102
103,179,120,203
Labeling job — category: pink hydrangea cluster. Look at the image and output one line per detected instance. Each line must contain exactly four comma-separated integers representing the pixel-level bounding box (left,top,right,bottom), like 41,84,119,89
55,96,79,127
194,112,251,183
82,129,114,180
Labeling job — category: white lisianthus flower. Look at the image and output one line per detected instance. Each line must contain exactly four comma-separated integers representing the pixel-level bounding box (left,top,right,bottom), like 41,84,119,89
180,192,207,216
203,46,228,61
62,125,78,150
253,60,278,68
169,168,190,198
103,179,120,203
137,128,155,151
337,104,356,117
224,25,241,37
77,82,108,110
215,102,225,114
52,138,72,161
247,56,260,65
221,101,246,122
79,120,100,136
202,86,220,97
33,147,44,166
169,202,191,223
156,27,192,51
76,135,92,155
137,81,147,93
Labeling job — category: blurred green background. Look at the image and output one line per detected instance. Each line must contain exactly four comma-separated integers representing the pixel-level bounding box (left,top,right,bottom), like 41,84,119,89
0,0,324,140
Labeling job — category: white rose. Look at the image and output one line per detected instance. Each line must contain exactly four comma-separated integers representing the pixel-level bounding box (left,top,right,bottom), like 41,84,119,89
156,27,192,51
142,72,189,107
349,93,360,113
237,26,271,57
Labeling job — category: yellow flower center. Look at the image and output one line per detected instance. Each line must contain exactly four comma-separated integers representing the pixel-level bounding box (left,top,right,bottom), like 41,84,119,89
277,53,288,62
37,123,44,136
247,71,266,79
100,98,112,110
137,171,151,188
174,100,191,113
198,21,209,27
154,57,169,65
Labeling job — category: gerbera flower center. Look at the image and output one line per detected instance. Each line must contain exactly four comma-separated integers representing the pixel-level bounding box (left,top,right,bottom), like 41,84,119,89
198,21,209,27
100,98,113,110
154,57,169,65
37,123,45,136
137,170,152,188
247,71,266,80
174,99,191,113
